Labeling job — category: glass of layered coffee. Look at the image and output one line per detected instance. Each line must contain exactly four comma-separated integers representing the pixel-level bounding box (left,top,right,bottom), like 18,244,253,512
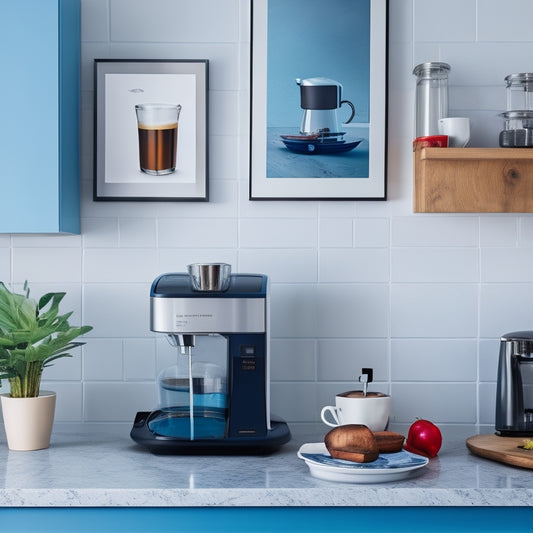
135,103,182,175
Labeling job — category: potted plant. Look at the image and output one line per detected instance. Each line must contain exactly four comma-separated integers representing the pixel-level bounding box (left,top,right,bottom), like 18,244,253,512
0,281,92,450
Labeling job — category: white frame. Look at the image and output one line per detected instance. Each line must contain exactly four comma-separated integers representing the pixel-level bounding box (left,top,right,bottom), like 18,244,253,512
249,0,388,200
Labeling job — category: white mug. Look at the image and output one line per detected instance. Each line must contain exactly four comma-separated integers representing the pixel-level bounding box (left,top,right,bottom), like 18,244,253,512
320,391,391,432
438,117,470,147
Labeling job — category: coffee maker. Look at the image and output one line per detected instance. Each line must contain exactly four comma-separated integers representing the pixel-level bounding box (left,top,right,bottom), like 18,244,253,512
130,264,291,453
296,77,355,135
495,331,533,436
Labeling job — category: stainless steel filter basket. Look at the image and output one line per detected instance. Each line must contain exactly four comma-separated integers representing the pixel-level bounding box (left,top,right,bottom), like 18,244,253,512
187,263,231,291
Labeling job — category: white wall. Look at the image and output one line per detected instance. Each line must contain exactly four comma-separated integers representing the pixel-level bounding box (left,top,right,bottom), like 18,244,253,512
3,0,533,432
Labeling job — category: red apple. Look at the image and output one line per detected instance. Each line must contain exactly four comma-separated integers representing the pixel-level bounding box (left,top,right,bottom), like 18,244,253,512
403,419,442,458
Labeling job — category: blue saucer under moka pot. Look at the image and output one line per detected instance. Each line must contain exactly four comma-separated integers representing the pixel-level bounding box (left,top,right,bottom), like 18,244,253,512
130,264,291,454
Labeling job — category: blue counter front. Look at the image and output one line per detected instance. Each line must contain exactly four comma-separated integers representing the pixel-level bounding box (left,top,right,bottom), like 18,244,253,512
2,507,533,532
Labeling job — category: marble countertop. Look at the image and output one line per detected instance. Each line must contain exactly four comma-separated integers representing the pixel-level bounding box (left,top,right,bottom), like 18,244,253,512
0,423,532,508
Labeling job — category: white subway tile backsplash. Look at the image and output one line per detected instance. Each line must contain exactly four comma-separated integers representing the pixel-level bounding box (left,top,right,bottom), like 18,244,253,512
240,218,317,248
44,383,83,422
412,43,441,71
477,0,533,42
124,339,157,381
83,249,158,283
110,0,239,43
463,110,502,148
354,218,390,247
441,42,533,87
239,249,318,283
391,339,477,381
449,86,502,112
480,217,518,246
155,336,181,375
84,284,151,338
270,339,316,381
45,352,82,381
481,248,533,282
83,339,123,381
12,234,81,248
389,0,413,45
391,284,478,338
82,218,119,248
270,284,318,338
209,136,240,180
0,249,10,284
391,248,479,282
158,249,237,274
318,202,356,218
158,218,238,248
119,219,157,248
414,0,476,43
317,339,389,381
519,217,533,244
13,248,82,283
478,383,497,425
209,92,241,137
317,285,389,338
319,219,353,248
81,0,108,42
479,338,500,382
392,217,479,247
391,383,477,424
319,249,389,283
479,285,533,338
270,382,318,423
84,382,155,422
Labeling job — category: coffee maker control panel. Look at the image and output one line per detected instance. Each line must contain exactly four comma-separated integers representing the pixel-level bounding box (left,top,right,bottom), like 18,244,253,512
150,273,267,334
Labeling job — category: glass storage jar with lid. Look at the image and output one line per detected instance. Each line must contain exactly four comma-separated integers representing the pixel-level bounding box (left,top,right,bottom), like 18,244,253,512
499,73,533,147
413,62,450,138
505,73,533,111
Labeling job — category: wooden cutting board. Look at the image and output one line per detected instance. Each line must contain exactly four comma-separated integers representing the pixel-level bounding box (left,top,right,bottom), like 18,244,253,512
466,434,533,469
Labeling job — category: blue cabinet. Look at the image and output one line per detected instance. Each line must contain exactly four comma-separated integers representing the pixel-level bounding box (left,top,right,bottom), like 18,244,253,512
0,0,80,233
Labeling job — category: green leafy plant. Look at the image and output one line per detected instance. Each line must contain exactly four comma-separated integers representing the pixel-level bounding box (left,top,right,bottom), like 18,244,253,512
0,281,92,398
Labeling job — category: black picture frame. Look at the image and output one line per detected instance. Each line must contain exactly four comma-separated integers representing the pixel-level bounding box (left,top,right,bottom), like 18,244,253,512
94,59,208,201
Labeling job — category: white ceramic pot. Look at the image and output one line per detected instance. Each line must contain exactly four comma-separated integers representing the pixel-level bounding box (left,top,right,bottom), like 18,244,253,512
1,391,56,451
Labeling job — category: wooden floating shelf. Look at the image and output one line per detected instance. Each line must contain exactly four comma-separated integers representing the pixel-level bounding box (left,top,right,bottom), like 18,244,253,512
413,147,533,213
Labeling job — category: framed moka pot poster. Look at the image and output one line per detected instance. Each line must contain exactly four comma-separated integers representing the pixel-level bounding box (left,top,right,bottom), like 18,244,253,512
249,0,388,200
94,59,208,201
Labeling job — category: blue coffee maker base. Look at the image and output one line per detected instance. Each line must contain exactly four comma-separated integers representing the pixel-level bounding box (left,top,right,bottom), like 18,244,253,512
130,411,291,454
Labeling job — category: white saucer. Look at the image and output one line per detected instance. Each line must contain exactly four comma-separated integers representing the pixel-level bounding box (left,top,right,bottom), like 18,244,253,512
297,442,429,483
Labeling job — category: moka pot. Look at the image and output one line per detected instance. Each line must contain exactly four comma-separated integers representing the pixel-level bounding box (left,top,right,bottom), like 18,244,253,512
296,77,355,135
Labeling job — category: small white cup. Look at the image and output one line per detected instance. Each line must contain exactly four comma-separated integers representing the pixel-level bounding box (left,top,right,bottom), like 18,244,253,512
438,117,470,147
320,391,390,432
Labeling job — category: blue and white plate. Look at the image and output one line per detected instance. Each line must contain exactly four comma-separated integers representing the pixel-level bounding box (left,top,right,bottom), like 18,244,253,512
297,442,428,483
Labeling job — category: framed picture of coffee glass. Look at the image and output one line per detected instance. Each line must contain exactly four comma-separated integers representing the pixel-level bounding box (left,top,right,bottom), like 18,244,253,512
94,59,208,201
249,0,388,200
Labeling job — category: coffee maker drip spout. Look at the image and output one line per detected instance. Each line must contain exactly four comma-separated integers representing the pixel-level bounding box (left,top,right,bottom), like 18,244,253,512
167,334,196,355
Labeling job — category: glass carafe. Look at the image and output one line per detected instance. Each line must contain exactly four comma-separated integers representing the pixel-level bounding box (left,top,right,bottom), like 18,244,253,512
148,336,229,440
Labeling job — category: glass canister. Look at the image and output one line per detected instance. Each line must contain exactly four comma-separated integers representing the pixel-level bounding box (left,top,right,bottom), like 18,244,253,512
505,73,533,111
499,74,533,147
413,62,451,137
